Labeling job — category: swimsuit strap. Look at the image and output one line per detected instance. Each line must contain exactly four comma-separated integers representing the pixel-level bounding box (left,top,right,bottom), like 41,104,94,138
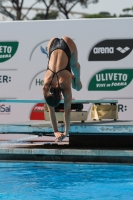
48,68,60,89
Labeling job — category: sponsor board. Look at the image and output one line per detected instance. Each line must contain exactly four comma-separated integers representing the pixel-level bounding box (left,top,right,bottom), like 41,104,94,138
30,40,49,61
88,69,133,91
118,104,127,113
0,19,133,122
0,42,19,63
0,104,11,114
89,39,133,61
29,40,49,90
110,99,132,120
35,78,44,86
0,75,11,83
29,72,45,90
30,103,45,120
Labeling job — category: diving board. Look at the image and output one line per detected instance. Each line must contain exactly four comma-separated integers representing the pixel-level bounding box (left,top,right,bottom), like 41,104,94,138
0,99,118,104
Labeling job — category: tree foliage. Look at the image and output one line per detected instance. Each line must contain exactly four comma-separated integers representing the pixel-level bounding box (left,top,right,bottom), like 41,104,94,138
83,12,116,18
119,14,133,17
123,8,132,12
56,0,98,19
99,12,110,16
120,6,133,17
32,11,58,20
0,0,99,20
0,0,40,20
1,0,133,21
39,0,56,19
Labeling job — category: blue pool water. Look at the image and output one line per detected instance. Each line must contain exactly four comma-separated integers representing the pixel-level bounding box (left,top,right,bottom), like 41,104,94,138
0,162,133,200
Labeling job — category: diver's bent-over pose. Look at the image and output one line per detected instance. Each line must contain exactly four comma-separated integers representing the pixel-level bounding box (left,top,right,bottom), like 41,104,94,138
42,36,82,142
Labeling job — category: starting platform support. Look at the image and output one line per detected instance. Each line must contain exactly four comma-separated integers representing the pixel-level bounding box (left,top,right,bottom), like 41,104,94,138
0,99,118,122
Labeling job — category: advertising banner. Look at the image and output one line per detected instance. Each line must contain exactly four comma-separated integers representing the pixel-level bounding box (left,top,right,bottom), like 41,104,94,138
0,18,133,123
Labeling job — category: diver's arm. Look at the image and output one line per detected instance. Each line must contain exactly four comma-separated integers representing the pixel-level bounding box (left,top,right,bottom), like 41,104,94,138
47,104,65,141
47,106,58,132
62,87,72,136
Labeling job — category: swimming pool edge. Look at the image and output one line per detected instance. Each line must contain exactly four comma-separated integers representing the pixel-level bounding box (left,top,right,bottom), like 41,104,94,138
0,148,133,163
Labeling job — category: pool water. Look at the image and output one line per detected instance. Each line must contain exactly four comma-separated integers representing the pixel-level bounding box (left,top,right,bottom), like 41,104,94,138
0,162,133,200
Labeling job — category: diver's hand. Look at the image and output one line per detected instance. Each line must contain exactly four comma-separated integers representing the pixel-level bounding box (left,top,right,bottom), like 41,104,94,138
55,132,67,142
72,75,82,91
54,132,63,140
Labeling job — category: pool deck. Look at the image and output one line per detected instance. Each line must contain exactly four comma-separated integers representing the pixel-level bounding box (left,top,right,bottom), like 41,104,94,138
0,120,133,163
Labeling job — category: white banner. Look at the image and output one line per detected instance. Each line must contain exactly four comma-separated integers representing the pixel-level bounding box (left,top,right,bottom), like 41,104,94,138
0,18,133,123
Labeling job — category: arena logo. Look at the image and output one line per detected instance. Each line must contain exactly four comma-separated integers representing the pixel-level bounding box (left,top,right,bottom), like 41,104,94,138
89,39,133,61
0,104,11,114
116,47,130,54
93,47,114,54
0,42,19,63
